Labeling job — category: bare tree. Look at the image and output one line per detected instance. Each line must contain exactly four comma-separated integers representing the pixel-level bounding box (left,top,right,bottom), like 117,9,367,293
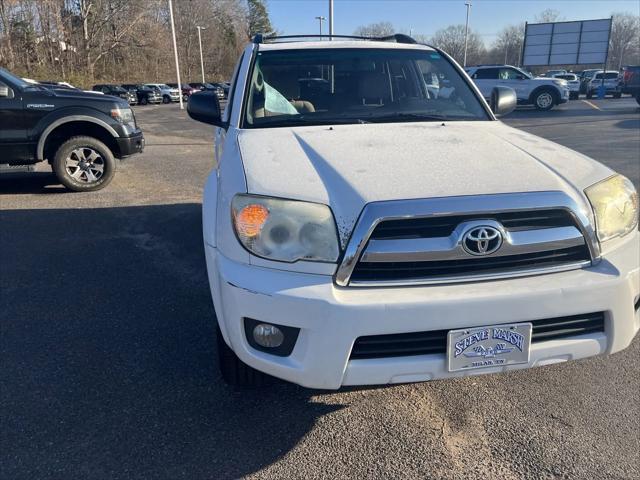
431,25,485,66
535,9,563,23
353,21,394,38
609,12,640,69
492,23,525,66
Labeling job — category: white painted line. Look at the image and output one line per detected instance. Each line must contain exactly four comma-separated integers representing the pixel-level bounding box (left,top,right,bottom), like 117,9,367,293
581,100,602,111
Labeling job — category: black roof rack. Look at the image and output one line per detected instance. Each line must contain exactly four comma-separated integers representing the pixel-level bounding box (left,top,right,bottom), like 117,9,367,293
252,33,417,45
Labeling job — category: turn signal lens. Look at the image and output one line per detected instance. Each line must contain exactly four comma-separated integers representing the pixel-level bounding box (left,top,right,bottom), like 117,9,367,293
235,204,269,238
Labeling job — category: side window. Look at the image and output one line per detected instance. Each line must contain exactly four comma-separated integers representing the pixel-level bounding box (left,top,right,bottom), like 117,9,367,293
224,52,245,122
474,68,499,80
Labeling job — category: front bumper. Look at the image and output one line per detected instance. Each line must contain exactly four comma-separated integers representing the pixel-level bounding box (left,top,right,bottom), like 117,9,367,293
116,132,145,157
208,232,640,390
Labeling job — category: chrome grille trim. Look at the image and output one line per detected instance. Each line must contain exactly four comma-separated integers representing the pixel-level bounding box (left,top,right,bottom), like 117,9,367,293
335,192,600,287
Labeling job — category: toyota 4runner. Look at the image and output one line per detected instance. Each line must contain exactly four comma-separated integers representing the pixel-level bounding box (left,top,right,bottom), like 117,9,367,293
187,35,639,389
0,68,144,191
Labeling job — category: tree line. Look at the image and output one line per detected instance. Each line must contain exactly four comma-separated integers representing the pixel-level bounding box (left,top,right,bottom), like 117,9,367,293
355,9,640,72
0,0,272,87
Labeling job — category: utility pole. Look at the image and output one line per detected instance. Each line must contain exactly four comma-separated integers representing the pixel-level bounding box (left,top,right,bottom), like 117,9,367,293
315,16,326,39
168,0,183,109
328,0,334,40
196,26,206,83
463,1,472,67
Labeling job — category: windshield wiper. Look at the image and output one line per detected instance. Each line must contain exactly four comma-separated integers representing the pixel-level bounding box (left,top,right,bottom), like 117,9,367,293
365,112,451,123
253,116,370,128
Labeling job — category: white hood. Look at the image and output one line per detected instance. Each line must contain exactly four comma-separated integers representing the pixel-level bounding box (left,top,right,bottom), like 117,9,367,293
237,121,611,240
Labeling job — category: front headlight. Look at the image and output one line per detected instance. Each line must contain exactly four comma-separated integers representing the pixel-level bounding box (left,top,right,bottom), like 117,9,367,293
231,194,340,263
552,79,567,87
585,175,638,242
110,107,135,127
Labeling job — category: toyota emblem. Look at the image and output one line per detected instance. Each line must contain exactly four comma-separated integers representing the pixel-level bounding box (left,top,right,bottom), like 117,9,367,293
462,226,503,256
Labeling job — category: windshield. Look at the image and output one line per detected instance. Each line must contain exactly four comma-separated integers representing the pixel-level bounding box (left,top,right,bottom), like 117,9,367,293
594,73,619,80
243,48,489,128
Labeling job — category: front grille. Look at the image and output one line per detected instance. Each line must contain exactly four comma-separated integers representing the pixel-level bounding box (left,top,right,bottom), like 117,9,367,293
349,312,605,359
350,245,590,282
371,209,576,240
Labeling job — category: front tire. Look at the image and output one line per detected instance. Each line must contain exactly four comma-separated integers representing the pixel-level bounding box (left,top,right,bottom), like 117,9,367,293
534,90,556,110
162,95,171,104
586,90,593,99
140,96,148,105
613,92,622,99
52,136,116,192
217,327,271,387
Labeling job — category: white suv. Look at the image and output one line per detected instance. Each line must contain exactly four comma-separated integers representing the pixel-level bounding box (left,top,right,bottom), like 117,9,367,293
187,36,639,389
466,65,570,110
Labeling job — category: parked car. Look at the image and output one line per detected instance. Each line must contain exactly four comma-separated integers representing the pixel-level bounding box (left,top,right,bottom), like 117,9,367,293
210,82,230,98
166,82,198,102
189,82,225,99
543,69,567,77
466,64,569,110
579,69,601,94
585,71,620,99
144,83,180,103
92,84,137,105
0,67,144,191
551,73,580,99
615,65,640,104
121,84,162,105
185,35,639,388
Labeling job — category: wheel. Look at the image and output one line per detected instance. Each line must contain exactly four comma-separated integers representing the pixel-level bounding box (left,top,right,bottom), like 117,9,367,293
586,90,593,99
569,92,578,100
52,136,116,192
613,92,622,99
140,96,148,105
534,90,555,110
162,95,171,104
182,94,189,102
217,326,271,387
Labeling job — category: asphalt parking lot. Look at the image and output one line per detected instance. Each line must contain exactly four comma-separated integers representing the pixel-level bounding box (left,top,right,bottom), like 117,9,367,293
1,97,639,479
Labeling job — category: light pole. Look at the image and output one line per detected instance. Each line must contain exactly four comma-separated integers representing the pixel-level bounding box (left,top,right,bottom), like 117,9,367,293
315,16,326,39
196,26,206,83
168,0,183,109
463,1,472,67
328,0,334,40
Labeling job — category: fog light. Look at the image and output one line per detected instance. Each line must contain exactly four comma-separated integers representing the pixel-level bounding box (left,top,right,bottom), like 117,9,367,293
252,323,285,348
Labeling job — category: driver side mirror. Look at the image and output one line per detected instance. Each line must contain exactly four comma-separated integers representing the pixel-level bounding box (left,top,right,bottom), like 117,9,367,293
0,84,11,98
187,90,225,127
490,86,517,117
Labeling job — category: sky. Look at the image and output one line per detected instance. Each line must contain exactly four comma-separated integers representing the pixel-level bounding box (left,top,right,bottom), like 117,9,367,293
267,0,640,44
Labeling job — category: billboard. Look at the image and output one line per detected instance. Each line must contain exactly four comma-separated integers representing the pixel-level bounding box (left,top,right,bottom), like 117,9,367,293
522,18,612,66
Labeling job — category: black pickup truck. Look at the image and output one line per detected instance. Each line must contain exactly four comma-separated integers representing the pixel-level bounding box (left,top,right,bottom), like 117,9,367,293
0,68,144,191
616,65,640,104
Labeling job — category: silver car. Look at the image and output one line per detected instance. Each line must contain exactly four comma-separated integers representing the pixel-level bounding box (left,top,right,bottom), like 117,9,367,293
144,83,180,103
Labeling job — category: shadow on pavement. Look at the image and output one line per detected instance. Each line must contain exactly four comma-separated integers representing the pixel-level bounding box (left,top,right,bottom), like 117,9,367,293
0,202,341,479
0,172,67,194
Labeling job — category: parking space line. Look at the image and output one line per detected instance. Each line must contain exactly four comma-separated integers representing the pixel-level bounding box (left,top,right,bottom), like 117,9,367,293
581,100,602,111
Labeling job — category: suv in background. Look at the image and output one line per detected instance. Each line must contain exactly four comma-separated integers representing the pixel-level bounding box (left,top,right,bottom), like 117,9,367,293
585,71,620,99
185,35,638,388
0,67,144,191
121,84,162,105
189,82,225,99
144,83,180,103
466,65,569,110
579,69,601,94
167,83,198,102
551,73,580,100
92,84,137,105
616,66,640,103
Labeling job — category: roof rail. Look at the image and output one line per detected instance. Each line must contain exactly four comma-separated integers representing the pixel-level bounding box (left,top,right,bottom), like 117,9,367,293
252,33,417,45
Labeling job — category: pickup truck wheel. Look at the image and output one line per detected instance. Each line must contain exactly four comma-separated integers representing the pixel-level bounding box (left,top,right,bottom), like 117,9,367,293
217,327,271,387
586,91,593,99
162,95,171,104
140,96,148,105
52,136,116,192
534,90,555,110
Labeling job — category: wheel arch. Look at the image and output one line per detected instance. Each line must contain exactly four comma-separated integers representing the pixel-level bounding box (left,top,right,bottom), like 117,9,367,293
38,116,119,161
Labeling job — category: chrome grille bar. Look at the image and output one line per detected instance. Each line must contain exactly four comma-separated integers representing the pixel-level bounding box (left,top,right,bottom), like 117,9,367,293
335,192,600,287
